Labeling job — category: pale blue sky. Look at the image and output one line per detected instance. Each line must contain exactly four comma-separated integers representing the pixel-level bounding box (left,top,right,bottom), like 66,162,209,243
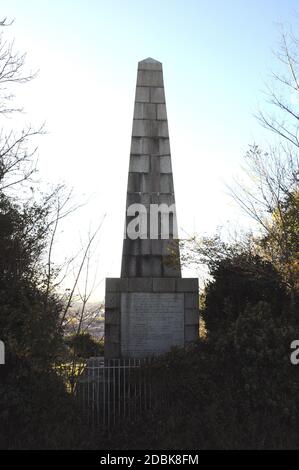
1,1,298,298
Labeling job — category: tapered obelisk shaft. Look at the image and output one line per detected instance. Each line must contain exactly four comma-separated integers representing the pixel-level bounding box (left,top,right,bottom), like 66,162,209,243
121,58,181,278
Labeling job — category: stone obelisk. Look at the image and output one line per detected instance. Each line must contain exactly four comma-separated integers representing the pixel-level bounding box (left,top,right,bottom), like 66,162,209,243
105,58,199,359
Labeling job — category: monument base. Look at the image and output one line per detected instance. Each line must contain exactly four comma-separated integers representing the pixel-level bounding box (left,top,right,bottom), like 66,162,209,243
104,277,199,359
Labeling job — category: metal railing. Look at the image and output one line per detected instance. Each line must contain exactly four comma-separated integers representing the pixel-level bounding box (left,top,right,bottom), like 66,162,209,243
56,357,166,429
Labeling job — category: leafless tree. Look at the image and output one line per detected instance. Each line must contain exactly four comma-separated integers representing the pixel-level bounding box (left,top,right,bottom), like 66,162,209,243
228,26,299,290
56,220,105,393
229,144,298,233
257,28,299,149
0,20,106,361
229,144,298,290
0,18,41,192
59,217,105,329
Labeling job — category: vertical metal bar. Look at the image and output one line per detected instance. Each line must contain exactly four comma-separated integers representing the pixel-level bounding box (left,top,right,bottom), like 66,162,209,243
139,359,142,412
123,358,126,419
97,365,100,426
108,361,111,429
113,359,116,426
94,364,96,426
144,358,147,411
134,358,137,420
128,358,131,419
87,365,89,425
81,368,84,422
96,364,98,426
118,358,121,422
92,364,95,426
149,357,152,411
103,362,106,427
87,367,90,424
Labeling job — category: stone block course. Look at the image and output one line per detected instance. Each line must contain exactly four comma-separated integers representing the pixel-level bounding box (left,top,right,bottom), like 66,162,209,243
185,308,199,325
128,277,153,292
157,104,167,120
129,155,149,173
153,278,176,292
160,174,174,193
134,102,157,120
105,293,120,309
106,324,120,342
184,293,199,309
137,70,164,87
159,138,170,154
176,278,199,292
105,309,120,325
132,119,151,137
135,86,150,102
160,155,172,173
130,137,142,154
106,278,129,293
138,59,162,71
150,87,165,103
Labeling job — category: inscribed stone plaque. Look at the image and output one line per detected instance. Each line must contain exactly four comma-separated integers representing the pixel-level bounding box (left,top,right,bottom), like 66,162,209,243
121,292,184,358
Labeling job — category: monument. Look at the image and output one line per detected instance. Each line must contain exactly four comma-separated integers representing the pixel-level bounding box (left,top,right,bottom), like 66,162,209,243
104,58,199,359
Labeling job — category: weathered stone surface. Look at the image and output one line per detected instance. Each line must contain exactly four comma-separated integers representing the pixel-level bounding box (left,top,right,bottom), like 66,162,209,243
129,155,149,173
139,256,152,277
163,260,181,277
105,309,120,325
121,258,135,278
121,293,184,358
135,86,150,102
105,293,120,309
159,138,170,154
134,102,156,120
137,70,164,87
157,104,167,120
160,174,174,193
185,308,199,325
153,120,168,138
136,239,149,255
126,192,150,207
140,173,150,193
153,278,176,292
122,239,140,256
150,87,165,103
185,324,199,343
132,119,151,137
127,173,140,192
130,137,142,154
132,119,169,138
150,239,171,255
105,276,200,358
128,278,153,292
151,256,163,276
156,193,175,205
143,137,160,154
184,293,199,309
176,278,199,292
106,278,129,293
104,339,120,359
160,155,172,173
105,324,120,343
138,58,162,71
